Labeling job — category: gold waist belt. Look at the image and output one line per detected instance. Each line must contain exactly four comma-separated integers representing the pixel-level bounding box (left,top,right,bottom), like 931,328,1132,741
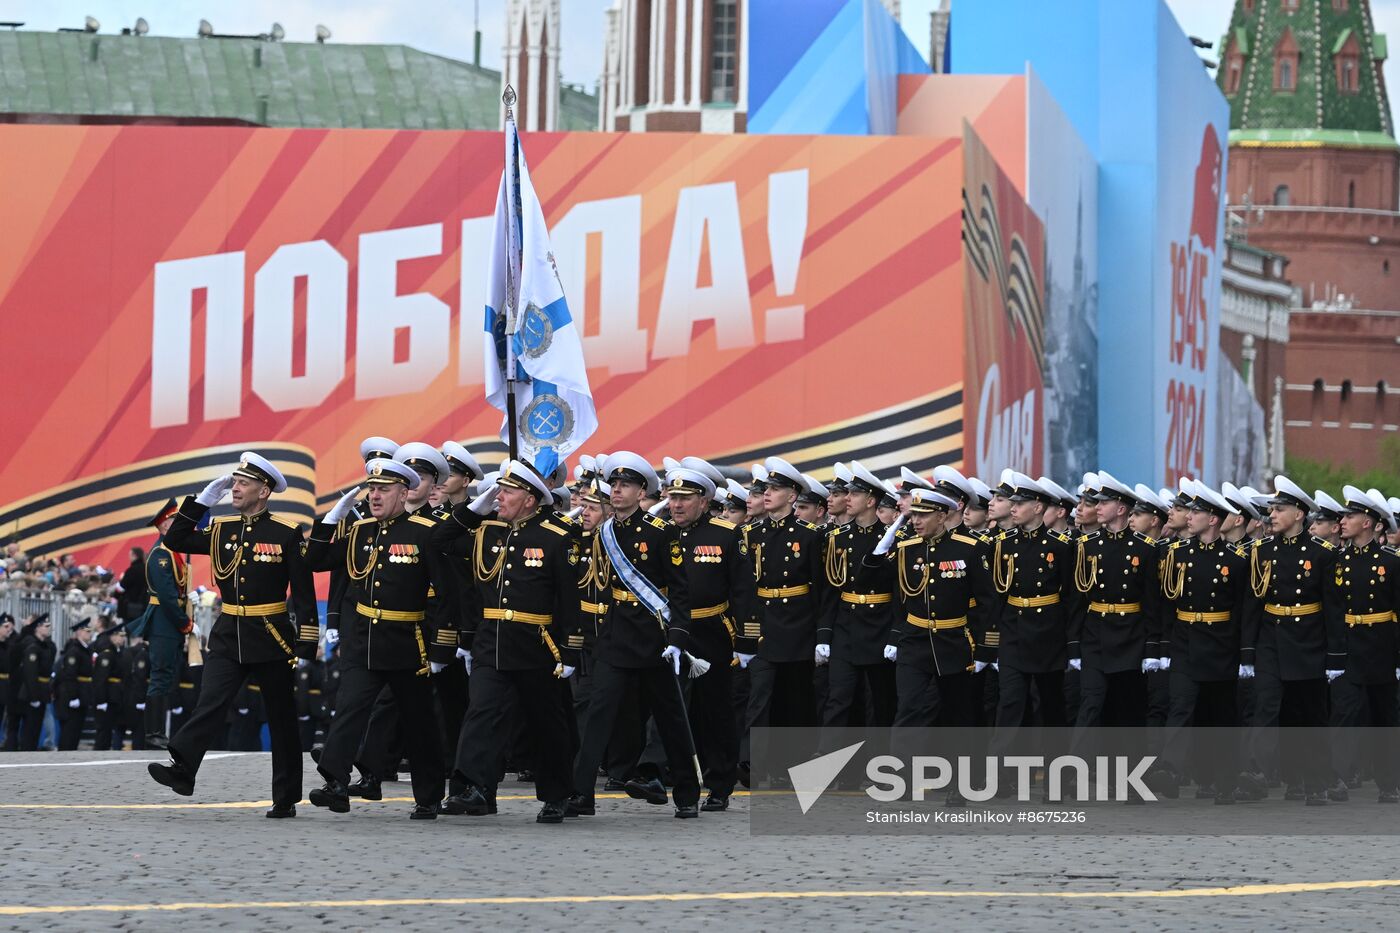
907,614,968,631
1089,601,1142,615
580,601,607,615
1177,609,1231,624
483,608,552,625
757,584,812,599
691,602,730,619
842,592,893,605
77,676,93,683
1346,610,1396,626
222,601,289,617
1265,602,1322,618
610,587,667,604
354,603,426,623
148,595,187,606
1006,593,1060,609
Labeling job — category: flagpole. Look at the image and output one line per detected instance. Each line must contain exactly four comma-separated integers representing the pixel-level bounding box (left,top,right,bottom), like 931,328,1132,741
502,85,522,460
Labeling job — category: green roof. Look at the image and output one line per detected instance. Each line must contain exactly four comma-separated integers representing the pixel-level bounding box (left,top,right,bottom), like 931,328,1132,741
0,30,597,131
1229,127,1399,149
1219,0,1394,141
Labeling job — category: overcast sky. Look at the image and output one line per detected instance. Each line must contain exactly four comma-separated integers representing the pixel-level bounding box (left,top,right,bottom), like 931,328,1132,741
16,1,1400,110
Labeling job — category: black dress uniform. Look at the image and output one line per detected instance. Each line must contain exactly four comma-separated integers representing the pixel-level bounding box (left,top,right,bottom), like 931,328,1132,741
1250,531,1344,800
306,502,458,813
432,477,581,816
881,525,997,728
674,510,761,804
1071,528,1162,727
55,629,95,750
988,523,1078,732
572,499,700,811
1156,532,1256,799
821,520,900,741
155,459,318,813
743,511,829,731
91,636,125,750
1327,534,1400,799
16,628,56,750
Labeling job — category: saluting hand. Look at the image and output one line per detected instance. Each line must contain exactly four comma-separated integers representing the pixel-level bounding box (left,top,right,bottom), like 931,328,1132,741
195,474,234,507
323,487,362,525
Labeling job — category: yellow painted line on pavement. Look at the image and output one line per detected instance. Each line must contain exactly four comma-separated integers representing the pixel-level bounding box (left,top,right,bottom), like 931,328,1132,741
1,880,1397,915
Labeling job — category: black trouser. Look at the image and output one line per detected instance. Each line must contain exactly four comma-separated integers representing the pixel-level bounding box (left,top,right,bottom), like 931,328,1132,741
167,654,301,808
10,702,45,751
92,702,124,751
746,658,816,730
688,658,738,797
574,657,699,807
893,664,975,728
58,703,88,751
1248,669,1284,780
1331,679,1399,791
455,665,574,805
1280,677,1330,794
1071,667,1147,769
1191,680,1239,795
822,656,897,736
319,666,443,808
432,661,469,769
989,667,1066,777
354,686,400,778
569,655,636,781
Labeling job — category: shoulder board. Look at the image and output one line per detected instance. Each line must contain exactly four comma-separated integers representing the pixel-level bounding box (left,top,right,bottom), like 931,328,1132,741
353,517,377,528
740,520,758,533
950,533,978,546
1133,531,1156,545
1079,531,1100,543
710,518,736,530
431,506,452,520
268,513,302,530
1231,544,1247,559
408,515,437,528
551,511,578,526
1256,536,1273,546
539,520,570,537
1048,529,1070,543
212,515,239,525
1311,535,1336,551
795,519,819,531
1383,545,1399,557
1169,540,1187,550
827,525,844,537
897,537,923,549
996,530,1011,541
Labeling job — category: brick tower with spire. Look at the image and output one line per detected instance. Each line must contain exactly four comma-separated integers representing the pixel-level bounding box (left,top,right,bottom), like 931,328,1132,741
1218,0,1400,470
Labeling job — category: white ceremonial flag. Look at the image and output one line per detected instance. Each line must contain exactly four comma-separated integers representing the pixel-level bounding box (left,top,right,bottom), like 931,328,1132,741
483,111,597,478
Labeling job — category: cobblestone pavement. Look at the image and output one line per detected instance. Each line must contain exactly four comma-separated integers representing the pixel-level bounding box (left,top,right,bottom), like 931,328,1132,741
1,751,1398,931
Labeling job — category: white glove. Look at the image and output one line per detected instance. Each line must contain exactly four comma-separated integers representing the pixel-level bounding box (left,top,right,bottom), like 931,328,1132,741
1395,668,1400,682
991,662,999,672
1143,658,1161,673
734,652,754,669
1158,657,1171,671
299,715,310,721
237,708,249,715
557,664,576,679
973,660,988,674
171,706,183,715
1068,658,1082,672
324,628,339,647
323,487,362,525
29,700,40,708
873,515,907,556
190,622,201,639
662,644,682,676
648,500,669,516
883,644,897,662
195,474,233,506
96,702,108,711
68,698,80,708
457,647,472,675
296,658,309,669
430,661,446,674
815,643,831,665
1326,669,1343,683
135,702,146,711
468,483,500,515
1239,664,1256,679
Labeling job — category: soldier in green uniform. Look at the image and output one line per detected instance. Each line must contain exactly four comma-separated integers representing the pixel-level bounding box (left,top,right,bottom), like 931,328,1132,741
148,452,318,818
128,499,192,749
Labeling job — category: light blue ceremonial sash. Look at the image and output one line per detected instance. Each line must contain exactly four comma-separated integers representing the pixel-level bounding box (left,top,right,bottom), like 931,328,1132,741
600,517,670,623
